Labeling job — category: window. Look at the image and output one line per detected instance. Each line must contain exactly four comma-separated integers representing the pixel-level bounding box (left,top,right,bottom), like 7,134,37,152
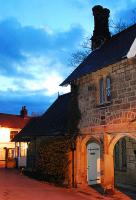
99,76,111,105
0,128,10,142
20,143,28,157
106,77,111,102
10,131,18,140
8,148,15,159
99,78,105,104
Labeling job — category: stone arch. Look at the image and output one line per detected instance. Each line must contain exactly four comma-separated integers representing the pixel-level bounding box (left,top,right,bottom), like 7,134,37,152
103,132,136,191
108,133,136,186
108,133,136,156
77,135,102,186
81,135,101,149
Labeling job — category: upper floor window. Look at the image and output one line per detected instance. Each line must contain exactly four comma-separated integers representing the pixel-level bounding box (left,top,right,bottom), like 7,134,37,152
106,77,111,102
99,78,105,104
10,131,18,140
99,76,111,105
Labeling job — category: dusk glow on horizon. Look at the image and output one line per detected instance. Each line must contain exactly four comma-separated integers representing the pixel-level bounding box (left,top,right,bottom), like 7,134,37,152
0,0,136,115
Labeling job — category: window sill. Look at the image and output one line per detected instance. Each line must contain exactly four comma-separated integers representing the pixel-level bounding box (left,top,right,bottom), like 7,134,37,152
96,101,112,108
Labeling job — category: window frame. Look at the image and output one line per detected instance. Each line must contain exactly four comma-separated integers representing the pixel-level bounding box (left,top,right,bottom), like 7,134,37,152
99,78,105,104
10,131,18,141
106,76,111,102
98,75,111,106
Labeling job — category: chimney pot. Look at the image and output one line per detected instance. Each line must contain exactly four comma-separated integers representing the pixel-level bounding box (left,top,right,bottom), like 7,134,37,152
20,106,28,118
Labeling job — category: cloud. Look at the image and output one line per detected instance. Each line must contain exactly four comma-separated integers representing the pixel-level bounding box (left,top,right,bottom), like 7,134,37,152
114,4,136,24
0,18,84,74
11,55,71,96
0,18,85,114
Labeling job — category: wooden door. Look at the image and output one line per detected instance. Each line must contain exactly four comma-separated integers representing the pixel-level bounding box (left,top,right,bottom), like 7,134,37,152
87,142,101,185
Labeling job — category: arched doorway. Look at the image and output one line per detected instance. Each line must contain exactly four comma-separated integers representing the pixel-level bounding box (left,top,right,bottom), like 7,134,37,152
114,136,136,188
87,142,101,185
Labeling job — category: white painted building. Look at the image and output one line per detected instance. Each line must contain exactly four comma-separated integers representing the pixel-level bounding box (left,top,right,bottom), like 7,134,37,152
0,107,31,168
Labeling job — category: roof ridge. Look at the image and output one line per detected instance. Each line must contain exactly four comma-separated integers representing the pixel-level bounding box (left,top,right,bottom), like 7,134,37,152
61,23,136,86
59,92,71,98
0,112,31,118
42,92,71,116
0,112,20,117
111,23,136,39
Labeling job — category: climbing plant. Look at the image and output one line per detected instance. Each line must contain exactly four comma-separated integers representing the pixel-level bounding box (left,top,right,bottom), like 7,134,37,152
68,83,81,136
37,136,72,185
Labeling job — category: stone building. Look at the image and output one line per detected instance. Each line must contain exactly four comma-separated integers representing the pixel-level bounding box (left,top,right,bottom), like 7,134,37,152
14,5,136,192
60,5,136,190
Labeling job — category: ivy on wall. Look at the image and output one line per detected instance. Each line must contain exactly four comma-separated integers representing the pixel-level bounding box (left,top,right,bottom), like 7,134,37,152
68,83,81,135
37,136,72,185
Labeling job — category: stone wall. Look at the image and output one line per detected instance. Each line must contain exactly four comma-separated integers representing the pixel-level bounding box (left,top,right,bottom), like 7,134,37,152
75,58,136,129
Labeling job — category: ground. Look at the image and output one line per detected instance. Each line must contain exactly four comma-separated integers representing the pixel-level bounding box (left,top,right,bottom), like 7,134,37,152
0,169,135,200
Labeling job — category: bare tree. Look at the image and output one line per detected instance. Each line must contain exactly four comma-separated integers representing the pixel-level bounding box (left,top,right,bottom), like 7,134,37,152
69,8,136,68
110,8,136,34
69,36,91,67
70,49,90,67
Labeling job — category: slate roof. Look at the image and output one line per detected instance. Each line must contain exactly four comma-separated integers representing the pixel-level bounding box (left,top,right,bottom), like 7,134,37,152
61,24,136,86
0,113,31,129
13,93,71,141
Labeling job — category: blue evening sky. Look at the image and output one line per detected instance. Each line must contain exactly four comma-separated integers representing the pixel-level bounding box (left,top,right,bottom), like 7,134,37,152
0,0,135,115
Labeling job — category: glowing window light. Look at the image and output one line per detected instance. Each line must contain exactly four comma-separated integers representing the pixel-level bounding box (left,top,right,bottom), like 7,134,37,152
20,143,28,157
0,128,10,142
21,142,28,150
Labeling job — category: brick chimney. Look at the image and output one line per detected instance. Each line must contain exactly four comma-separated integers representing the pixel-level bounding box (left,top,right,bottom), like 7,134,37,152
20,106,28,118
91,5,111,51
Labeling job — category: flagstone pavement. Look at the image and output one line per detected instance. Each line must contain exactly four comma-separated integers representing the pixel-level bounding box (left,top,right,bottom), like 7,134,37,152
0,169,135,200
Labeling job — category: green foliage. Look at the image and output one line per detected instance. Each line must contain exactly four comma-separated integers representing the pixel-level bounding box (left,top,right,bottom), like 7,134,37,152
37,136,71,185
68,84,81,135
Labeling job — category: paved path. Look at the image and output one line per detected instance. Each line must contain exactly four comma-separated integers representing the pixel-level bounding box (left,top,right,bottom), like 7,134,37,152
0,169,135,200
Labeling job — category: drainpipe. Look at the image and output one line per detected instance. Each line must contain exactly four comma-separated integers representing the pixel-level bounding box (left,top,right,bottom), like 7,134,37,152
71,140,76,188
72,149,75,188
